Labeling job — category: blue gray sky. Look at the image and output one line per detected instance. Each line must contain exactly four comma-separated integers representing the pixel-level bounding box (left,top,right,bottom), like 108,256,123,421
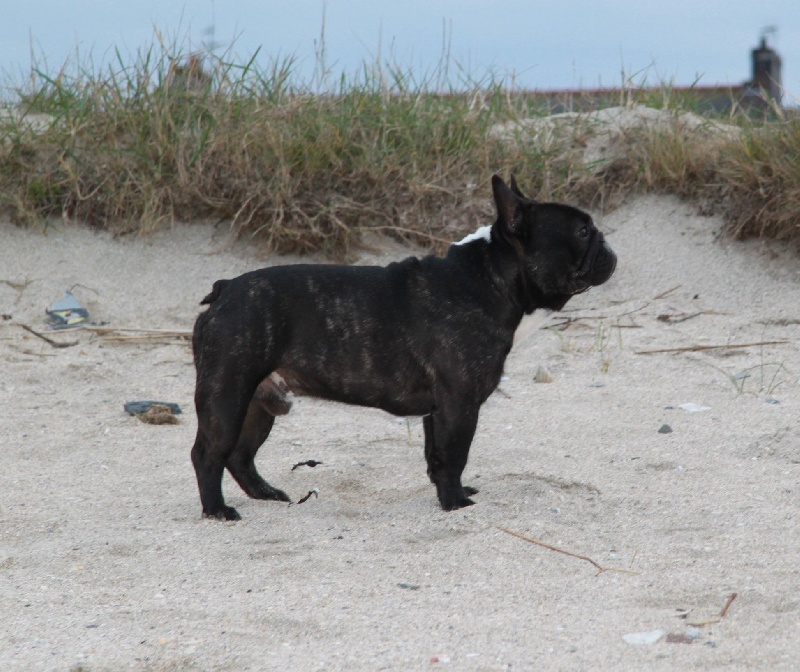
3,1,800,100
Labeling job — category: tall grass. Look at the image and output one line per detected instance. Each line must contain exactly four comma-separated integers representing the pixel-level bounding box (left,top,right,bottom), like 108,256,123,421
1,41,799,256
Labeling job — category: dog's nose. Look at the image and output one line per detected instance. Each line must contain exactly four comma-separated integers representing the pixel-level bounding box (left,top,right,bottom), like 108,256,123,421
601,241,617,278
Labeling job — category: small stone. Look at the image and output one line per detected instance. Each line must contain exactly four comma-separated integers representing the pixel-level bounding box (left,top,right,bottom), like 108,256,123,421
679,403,711,413
534,365,553,383
397,582,421,590
623,630,664,645
658,424,673,434
765,397,780,404
587,381,606,388
665,633,693,644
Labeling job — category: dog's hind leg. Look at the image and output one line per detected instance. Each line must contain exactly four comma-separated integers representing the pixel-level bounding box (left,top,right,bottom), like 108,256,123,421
423,403,480,511
192,375,261,521
225,390,291,503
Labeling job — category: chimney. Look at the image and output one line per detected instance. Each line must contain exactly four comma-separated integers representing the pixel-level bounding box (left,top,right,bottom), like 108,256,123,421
751,36,782,105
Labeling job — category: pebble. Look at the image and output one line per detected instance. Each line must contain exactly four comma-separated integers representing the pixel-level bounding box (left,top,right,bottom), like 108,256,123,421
679,403,711,413
397,582,421,590
658,424,673,434
623,630,664,645
665,633,693,644
533,365,553,383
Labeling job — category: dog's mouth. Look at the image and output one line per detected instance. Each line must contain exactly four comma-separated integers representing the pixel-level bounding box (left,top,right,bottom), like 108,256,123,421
572,233,617,294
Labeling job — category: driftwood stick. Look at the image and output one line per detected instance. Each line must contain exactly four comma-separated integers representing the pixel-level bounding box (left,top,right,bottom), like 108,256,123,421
635,341,787,355
18,324,78,349
499,527,639,576
81,326,192,336
101,333,191,342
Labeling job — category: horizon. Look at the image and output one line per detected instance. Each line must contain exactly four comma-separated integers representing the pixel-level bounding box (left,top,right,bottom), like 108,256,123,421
3,2,800,103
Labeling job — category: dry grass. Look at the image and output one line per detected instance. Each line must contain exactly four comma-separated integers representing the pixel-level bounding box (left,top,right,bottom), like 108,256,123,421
2,43,799,255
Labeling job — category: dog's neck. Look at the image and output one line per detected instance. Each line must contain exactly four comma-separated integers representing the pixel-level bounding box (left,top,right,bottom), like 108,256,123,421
446,231,537,330
453,225,492,246
448,226,571,323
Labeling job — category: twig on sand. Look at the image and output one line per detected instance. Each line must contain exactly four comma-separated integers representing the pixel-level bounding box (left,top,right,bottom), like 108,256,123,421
657,309,730,324
81,326,192,342
552,302,650,330
18,324,78,348
100,333,191,343
653,284,682,300
293,489,319,505
291,460,323,471
657,311,705,324
498,527,639,576
635,341,788,355
688,593,737,627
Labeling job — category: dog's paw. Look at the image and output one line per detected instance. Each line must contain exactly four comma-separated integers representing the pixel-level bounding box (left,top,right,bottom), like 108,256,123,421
441,496,475,511
463,486,479,497
248,484,291,502
203,505,242,521
268,488,292,503
435,482,477,511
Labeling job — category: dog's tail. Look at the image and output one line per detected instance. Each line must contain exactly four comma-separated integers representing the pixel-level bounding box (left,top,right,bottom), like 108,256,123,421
200,279,231,305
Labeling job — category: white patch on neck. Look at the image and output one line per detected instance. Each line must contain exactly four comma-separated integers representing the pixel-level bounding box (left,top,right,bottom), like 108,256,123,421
513,308,554,345
454,225,492,246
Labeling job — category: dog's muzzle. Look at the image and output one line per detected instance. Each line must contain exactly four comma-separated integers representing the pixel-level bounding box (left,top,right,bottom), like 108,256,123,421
575,232,617,292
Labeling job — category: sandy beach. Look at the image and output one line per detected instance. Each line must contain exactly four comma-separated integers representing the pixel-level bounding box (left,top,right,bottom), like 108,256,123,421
1,194,799,671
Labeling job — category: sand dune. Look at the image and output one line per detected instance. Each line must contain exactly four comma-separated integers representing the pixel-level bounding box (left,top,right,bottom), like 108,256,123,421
1,195,798,670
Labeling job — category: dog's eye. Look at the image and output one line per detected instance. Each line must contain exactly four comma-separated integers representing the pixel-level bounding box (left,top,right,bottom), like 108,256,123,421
577,226,590,239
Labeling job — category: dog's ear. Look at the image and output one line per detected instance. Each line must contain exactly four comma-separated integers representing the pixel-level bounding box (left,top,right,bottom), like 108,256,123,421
509,173,538,204
509,174,526,199
492,174,524,240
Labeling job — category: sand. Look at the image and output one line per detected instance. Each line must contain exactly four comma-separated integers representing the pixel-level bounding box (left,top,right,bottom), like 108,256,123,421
1,196,799,671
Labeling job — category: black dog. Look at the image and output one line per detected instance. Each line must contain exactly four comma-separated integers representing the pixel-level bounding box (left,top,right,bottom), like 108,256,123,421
191,175,616,520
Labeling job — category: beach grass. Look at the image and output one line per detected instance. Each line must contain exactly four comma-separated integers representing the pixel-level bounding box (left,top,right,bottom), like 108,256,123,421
1,41,798,256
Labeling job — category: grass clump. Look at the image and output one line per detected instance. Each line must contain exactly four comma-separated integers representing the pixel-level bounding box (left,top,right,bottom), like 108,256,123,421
2,40,800,255
1,44,555,256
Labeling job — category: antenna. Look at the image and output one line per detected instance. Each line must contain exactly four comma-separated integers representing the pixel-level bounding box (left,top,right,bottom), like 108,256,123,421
760,25,778,46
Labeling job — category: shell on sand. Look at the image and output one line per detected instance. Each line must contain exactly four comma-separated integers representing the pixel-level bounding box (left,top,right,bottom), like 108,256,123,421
533,364,554,383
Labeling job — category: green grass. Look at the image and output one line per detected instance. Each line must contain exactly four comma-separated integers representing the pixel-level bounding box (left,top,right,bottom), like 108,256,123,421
1,40,799,256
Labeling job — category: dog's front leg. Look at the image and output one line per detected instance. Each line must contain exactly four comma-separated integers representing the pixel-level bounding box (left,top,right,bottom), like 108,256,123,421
423,402,480,510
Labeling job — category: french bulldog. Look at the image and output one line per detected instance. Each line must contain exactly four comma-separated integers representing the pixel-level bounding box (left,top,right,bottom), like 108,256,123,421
190,175,616,520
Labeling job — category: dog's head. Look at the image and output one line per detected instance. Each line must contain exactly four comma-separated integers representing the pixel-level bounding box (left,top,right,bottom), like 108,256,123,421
491,174,616,312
